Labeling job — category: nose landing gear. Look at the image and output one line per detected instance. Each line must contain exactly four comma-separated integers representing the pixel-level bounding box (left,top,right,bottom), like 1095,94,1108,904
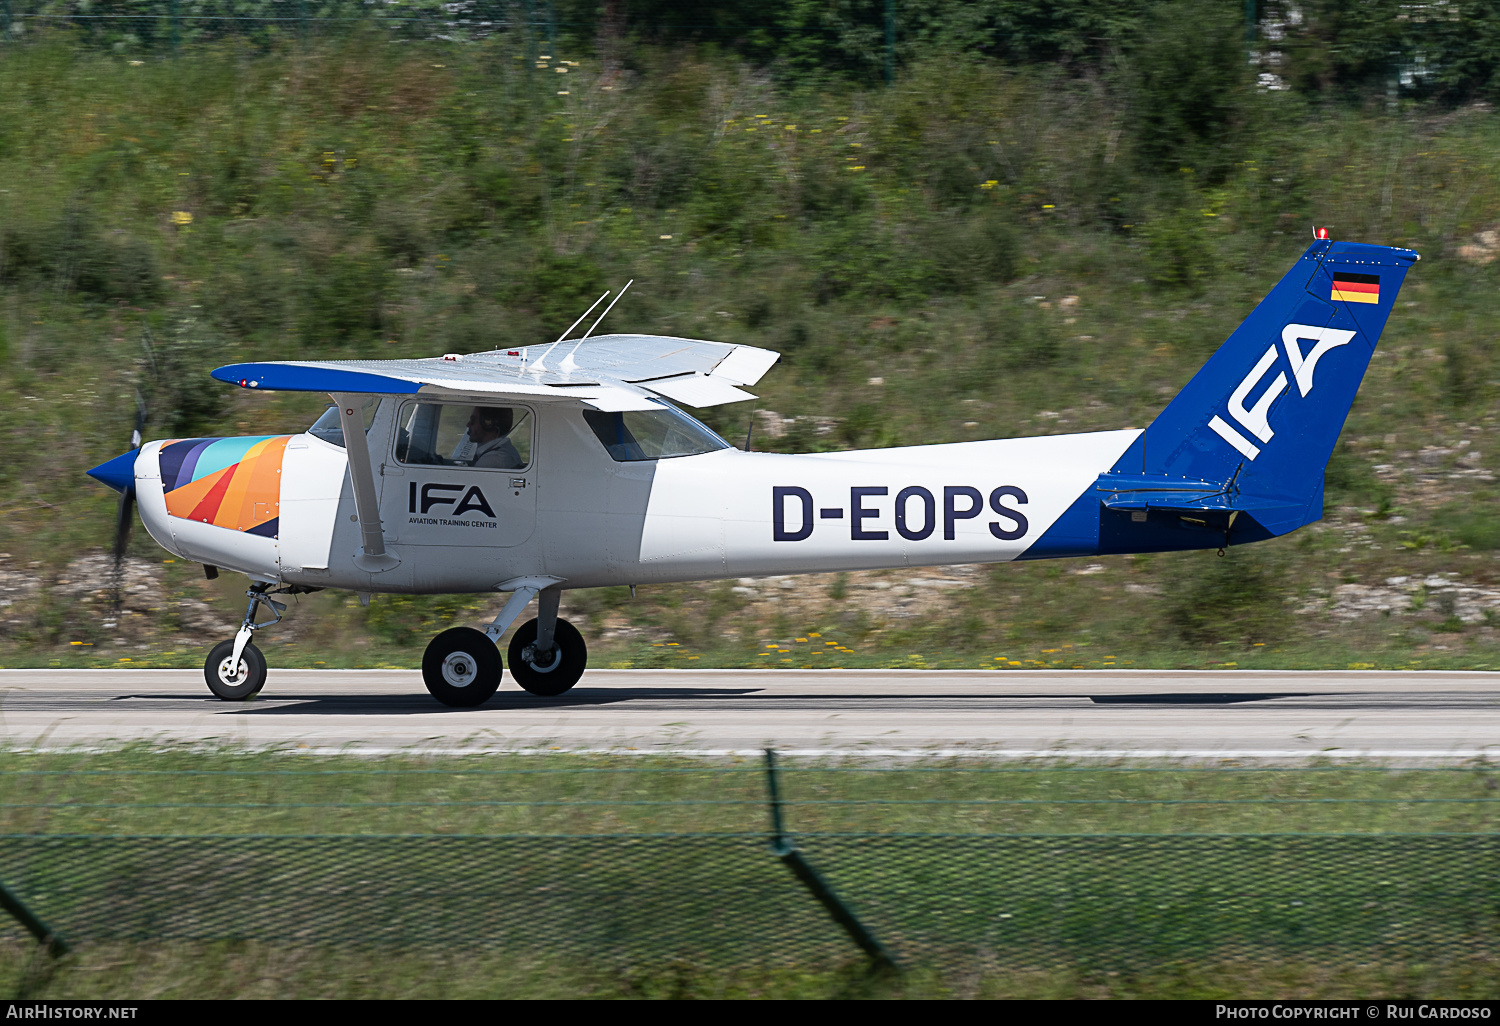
203,582,285,701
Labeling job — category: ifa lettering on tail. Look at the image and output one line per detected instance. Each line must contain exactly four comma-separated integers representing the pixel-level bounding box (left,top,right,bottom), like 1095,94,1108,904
1208,323,1357,460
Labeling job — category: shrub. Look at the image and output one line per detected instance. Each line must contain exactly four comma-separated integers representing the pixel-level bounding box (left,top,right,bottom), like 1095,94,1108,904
1164,549,1290,647
1127,0,1252,182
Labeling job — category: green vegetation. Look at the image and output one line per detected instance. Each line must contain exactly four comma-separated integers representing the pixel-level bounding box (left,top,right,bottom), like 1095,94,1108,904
3,942,1497,1000
2,748,1499,835
3,6,1500,671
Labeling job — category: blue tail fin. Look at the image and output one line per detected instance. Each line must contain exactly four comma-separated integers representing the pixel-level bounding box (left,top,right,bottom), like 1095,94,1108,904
1115,238,1418,540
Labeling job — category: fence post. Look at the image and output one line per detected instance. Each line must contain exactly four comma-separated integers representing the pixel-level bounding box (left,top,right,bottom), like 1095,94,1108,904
1,0,11,42
884,0,895,86
169,0,180,54
764,749,897,970
297,0,306,44
0,878,70,957
524,0,536,81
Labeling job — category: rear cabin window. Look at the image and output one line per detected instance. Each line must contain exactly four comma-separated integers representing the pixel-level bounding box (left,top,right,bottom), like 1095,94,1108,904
395,403,533,470
583,404,731,462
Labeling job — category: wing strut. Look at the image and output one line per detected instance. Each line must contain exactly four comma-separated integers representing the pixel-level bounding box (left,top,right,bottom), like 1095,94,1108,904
334,393,400,573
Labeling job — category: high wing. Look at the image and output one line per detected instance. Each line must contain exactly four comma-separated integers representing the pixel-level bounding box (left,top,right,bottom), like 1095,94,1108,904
212,333,781,411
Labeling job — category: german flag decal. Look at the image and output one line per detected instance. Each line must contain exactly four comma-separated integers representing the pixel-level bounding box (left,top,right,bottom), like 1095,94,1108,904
1331,272,1380,305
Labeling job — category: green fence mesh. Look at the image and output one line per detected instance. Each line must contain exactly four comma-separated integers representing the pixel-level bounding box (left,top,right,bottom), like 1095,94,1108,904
2,833,1496,970
1,758,1496,971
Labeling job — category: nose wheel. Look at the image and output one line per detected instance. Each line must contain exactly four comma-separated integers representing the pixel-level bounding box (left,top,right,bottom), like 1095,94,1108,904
204,639,267,700
422,627,503,707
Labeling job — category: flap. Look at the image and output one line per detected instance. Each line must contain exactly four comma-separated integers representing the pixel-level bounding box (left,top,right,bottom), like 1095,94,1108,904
641,372,756,408
577,388,667,412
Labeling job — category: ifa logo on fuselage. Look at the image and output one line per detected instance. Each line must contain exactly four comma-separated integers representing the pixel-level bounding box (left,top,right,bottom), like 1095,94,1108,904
406,481,497,528
772,485,1029,543
1207,323,1357,461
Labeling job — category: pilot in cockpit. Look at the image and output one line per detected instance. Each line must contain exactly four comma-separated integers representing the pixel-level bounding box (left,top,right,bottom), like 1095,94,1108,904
465,407,524,469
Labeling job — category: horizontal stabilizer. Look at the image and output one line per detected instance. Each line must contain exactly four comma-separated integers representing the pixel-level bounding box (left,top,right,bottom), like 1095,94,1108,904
1092,470,1310,547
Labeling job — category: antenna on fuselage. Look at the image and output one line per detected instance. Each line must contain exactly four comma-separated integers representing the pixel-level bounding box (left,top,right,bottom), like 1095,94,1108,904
560,280,634,373
582,279,632,340
533,289,610,372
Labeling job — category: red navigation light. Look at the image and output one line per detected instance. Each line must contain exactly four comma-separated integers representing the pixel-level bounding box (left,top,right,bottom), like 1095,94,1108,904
239,379,248,387
1314,226,1330,240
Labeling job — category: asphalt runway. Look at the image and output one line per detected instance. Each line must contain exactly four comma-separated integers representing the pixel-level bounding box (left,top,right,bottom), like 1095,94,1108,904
0,668,1496,761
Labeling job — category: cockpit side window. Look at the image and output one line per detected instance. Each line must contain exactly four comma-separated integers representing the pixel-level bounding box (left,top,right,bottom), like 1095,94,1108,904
395,402,533,470
582,402,730,462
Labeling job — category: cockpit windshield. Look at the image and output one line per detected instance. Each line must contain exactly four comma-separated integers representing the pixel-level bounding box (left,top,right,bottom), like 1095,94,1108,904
582,402,731,462
307,399,379,448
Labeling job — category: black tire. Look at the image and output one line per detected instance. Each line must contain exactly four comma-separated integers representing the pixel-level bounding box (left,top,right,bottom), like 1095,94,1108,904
204,639,267,701
508,617,587,697
422,627,503,707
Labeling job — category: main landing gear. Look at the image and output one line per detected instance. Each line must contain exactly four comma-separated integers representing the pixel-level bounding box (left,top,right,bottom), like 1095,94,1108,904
422,627,503,707
507,617,587,698
420,584,587,706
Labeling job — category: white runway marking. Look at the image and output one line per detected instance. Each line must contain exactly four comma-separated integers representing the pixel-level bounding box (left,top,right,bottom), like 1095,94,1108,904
0,668,1497,762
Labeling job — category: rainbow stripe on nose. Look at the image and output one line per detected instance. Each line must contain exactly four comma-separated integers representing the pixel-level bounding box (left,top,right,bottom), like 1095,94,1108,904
159,435,291,537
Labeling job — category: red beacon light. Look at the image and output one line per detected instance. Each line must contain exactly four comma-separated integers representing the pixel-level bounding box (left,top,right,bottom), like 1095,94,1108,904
1313,226,1330,240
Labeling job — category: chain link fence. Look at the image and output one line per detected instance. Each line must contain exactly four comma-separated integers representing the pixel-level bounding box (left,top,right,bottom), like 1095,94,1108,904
1,756,1497,972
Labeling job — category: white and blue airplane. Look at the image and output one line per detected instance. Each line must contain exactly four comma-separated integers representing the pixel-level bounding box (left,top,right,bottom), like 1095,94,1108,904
87,235,1417,705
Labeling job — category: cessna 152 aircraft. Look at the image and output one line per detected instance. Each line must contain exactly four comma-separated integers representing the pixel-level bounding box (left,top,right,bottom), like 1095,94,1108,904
87,236,1416,706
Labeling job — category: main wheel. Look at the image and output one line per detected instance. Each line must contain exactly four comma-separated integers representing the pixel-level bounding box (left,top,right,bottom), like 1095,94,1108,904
422,627,503,707
204,639,267,701
507,617,587,697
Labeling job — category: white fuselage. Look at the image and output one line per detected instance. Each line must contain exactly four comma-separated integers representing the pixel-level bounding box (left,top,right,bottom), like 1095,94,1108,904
134,398,1140,594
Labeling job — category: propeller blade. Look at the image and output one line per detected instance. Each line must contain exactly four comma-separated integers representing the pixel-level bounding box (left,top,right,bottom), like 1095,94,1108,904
132,390,148,450
107,387,148,612
113,487,135,563
110,486,134,614
114,387,147,564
